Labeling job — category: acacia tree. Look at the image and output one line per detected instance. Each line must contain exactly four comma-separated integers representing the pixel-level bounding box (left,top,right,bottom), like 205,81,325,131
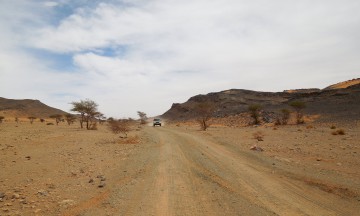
289,101,306,124
70,99,99,130
248,104,262,125
65,114,76,125
28,117,36,124
137,111,147,125
195,102,215,131
49,114,62,125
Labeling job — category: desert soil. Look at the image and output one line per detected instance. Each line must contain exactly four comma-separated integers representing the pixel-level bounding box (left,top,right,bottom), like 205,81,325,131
0,120,359,216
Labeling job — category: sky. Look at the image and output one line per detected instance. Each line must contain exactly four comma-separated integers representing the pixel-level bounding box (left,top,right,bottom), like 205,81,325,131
1,0,359,118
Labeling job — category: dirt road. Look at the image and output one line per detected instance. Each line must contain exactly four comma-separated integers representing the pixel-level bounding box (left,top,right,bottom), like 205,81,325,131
1,123,359,215
63,126,359,216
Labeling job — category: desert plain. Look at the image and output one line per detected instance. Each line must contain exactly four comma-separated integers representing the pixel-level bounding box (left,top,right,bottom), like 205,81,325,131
0,118,359,216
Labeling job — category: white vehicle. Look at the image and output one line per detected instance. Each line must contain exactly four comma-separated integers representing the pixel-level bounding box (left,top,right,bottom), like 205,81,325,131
153,118,162,127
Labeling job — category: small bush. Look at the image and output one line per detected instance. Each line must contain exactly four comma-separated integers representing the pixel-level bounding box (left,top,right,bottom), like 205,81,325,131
248,104,262,125
274,118,281,126
306,125,314,129
253,131,264,141
89,122,98,130
330,125,336,129
331,129,345,135
337,129,345,135
47,123,54,125
108,119,131,138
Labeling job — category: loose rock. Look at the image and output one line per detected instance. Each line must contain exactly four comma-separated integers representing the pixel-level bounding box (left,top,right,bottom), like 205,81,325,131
98,182,106,188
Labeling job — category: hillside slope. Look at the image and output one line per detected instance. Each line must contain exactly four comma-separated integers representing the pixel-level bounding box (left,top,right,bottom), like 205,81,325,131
162,79,360,123
0,97,68,118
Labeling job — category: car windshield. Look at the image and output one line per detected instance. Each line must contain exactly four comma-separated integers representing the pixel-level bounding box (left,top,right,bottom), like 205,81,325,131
154,119,161,121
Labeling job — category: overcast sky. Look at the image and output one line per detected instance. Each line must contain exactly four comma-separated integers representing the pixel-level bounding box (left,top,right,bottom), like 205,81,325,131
1,0,359,118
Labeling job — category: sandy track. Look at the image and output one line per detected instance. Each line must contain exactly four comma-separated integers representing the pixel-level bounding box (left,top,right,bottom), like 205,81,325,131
68,126,358,215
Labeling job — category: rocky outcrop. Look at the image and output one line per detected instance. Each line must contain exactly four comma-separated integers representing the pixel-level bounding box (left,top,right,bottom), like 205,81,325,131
162,79,360,123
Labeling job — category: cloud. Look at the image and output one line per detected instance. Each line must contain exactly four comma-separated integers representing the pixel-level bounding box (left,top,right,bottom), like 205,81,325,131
1,0,360,118
44,2,59,7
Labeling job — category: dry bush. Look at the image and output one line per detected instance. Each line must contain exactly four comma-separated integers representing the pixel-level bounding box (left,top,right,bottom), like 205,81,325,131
108,119,132,138
248,104,262,125
118,135,140,144
253,131,264,141
280,108,290,125
89,122,98,130
330,125,336,129
274,118,281,126
306,125,314,129
289,101,306,124
0,116,4,123
331,129,345,135
195,102,215,131
28,117,36,124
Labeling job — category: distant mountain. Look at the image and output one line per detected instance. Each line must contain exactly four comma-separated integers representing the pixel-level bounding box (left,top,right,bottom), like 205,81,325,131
162,78,360,123
0,98,68,118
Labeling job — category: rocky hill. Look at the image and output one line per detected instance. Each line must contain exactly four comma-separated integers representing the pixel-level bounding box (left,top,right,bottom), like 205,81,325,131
323,78,360,90
162,79,360,123
0,97,68,119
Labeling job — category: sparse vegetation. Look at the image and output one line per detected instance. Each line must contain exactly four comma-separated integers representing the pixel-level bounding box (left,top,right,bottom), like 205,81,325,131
0,116,4,123
15,117,19,123
70,99,99,130
137,111,148,125
332,129,345,135
195,102,215,131
28,116,36,124
49,114,62,125
248,104,262,125
306,125,314,129
65,114,76,125
108,119,132,138
253,131,264,141
40,118,45,123
289,101,306,124
330,125,336,129
280,109,290,125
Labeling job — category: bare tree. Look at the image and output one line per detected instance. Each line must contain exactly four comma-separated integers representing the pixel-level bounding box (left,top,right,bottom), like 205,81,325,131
28,117,36,124
195,102,215,131
248,104,262,125
70,99,99,130
289,101,306,124
108,119,132,138
137,111,147,125
49,114,62,125
65,114,76,125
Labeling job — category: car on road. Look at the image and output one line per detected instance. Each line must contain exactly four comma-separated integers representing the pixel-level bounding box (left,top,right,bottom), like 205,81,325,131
153,118,162,127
